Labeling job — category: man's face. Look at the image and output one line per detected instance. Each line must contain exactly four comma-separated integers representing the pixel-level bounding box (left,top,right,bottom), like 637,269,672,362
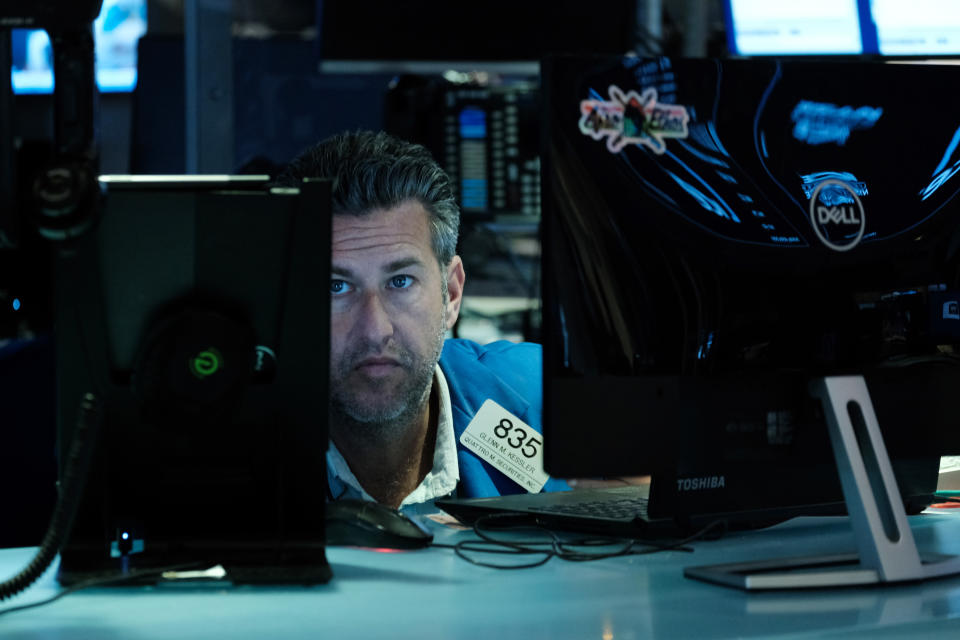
329,200,464,429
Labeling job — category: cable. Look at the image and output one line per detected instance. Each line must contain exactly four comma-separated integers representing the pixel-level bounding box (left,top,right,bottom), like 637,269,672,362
0,561,207,618
431,514,728,570
0,392,101,601
879,354,960,368
929,494,960,509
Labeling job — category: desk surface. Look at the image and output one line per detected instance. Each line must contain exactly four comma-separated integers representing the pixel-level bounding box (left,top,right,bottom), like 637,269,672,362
3,511,960,639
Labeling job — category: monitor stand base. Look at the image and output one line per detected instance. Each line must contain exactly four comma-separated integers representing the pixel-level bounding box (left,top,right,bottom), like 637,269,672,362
57,545,332,587
684,375,960,590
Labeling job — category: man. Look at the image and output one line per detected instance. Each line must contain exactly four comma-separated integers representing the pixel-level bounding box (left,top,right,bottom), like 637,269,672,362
276,130,567,508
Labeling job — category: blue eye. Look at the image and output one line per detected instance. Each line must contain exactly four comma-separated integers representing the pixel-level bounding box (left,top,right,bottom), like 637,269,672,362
331,280,352,295
389,275,413,289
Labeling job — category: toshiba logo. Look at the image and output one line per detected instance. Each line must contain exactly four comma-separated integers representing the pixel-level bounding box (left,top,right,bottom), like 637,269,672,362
677,476,726,492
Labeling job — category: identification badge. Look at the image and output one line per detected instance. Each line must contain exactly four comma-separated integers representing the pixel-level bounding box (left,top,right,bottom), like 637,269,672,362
460,399,550,493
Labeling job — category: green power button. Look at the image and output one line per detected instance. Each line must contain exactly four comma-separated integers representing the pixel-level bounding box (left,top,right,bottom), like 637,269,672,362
190,348,222,379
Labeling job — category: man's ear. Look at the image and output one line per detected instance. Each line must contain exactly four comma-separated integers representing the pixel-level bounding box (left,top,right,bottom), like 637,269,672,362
444,255,466,331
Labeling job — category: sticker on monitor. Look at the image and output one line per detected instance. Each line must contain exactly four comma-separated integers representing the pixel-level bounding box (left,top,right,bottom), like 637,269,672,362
579,84,689,154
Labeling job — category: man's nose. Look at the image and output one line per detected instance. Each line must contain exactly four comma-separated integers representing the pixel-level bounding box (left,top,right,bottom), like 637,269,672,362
355,291,394,344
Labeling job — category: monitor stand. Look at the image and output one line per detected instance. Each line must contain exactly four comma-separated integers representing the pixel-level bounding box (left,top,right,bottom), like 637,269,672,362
684,375,960,590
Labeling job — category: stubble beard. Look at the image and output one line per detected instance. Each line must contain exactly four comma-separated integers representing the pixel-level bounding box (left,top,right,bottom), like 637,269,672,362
329,305,447,440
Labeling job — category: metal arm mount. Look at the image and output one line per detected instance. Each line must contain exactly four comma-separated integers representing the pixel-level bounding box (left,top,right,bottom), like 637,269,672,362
32,25,101,242
685,375,960,590
1,1,102,245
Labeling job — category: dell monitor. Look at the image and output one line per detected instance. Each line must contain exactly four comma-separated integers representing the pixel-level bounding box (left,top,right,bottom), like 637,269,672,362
540,55,960,588
53,176,332,585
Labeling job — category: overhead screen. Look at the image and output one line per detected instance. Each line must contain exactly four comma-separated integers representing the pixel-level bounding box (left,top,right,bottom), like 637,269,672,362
725,0,960,56
9,0,146,94
315,0,636,73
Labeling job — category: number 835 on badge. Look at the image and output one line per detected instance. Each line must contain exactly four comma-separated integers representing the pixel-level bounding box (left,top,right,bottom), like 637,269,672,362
493,417,541,458
460,399,550,493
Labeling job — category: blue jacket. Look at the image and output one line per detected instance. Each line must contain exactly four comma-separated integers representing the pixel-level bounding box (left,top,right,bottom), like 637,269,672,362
439,339,569,498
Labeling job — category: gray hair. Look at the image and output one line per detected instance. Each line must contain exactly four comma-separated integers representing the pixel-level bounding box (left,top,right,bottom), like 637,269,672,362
275,130,460,266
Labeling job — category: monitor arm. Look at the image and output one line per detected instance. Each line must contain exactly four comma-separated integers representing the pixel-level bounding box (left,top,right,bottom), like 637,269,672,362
1,0,103,246
686,376,960,590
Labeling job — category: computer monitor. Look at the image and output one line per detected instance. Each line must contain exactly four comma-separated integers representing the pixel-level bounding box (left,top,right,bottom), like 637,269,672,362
723,0,868,56
871,0,960,56
723,0,960,57
540,55,960,588
54,176,332,585
316,0,636,75
9,0,146,94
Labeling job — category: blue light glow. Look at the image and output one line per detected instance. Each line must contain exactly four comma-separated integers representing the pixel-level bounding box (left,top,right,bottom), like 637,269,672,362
675,139,729,168
686,123,732,162
706,122,730,158
460,178,488,210
791,100,882,146
458,108,487,139
880,289,918,300
920,125,960,201
800,172,868,202
697,331,715,360
770,235,802,244
932,126,960,177
665,169,738,222
122,532,129,540
664,151,741,222
921,165,960,202
12,298,20,312
618,156,679,207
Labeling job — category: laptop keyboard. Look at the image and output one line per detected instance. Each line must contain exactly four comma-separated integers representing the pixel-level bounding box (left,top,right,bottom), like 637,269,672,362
528,497,650,521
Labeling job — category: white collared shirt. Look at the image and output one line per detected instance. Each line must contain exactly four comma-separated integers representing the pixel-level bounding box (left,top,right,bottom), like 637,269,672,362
326,365,460,507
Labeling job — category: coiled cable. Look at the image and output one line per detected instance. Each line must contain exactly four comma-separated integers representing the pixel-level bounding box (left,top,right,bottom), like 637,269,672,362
0,392,101,601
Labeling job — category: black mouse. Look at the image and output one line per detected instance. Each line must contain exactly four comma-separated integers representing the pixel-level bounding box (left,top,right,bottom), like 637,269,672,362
325,499,434,550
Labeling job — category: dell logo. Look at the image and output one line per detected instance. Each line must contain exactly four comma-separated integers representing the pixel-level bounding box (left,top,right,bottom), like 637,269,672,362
817,206,860,225
809,179,866,252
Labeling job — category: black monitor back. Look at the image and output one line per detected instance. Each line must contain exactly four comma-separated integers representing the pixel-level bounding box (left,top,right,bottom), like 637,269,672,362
316,0,636,69
541,56,960,520
55,176,331,584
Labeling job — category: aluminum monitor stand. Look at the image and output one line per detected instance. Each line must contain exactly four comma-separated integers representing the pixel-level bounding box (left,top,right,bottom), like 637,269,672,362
684,375,960,590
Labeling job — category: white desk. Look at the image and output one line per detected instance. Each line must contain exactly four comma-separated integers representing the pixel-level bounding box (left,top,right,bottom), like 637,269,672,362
3,511,960,639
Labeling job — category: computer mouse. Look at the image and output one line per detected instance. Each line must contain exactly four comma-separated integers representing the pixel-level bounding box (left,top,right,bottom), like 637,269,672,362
325,499,434,550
